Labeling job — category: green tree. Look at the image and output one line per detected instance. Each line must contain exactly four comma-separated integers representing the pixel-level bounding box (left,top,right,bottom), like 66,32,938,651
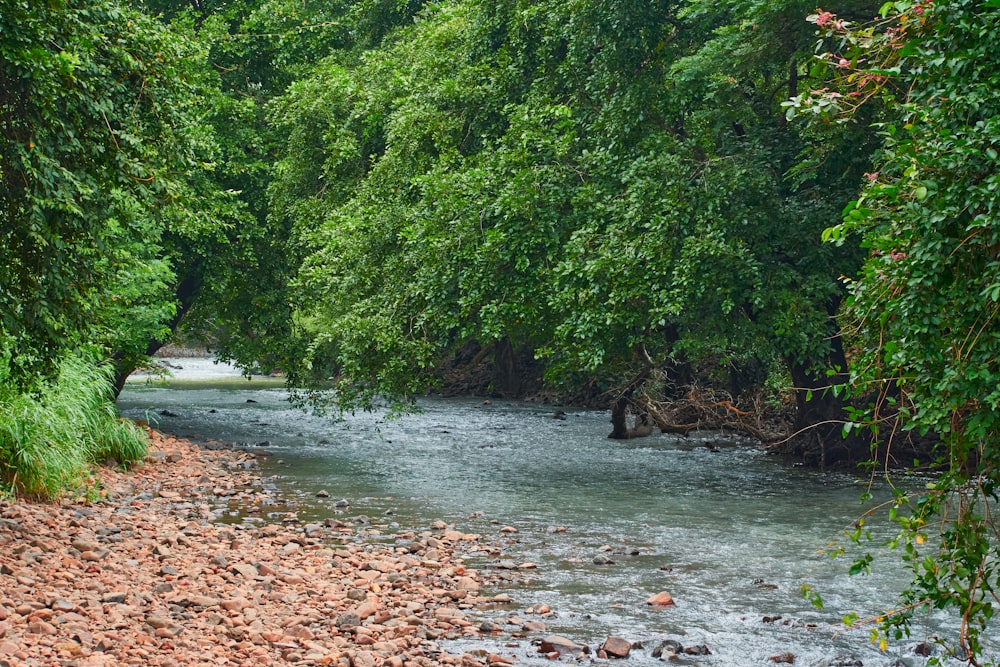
0,0,233,389
118,0,417,385
275,0,878,448
791,1,1000,660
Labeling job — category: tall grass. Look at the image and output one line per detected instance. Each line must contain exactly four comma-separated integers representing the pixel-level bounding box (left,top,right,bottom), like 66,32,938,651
0,354,149,498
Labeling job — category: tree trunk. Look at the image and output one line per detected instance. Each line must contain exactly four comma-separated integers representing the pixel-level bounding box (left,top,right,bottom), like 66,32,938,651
608,346,655,439
491,337,521,397
609,396,630,439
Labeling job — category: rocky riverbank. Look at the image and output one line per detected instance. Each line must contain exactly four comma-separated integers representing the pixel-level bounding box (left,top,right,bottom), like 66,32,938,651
0,430,517,667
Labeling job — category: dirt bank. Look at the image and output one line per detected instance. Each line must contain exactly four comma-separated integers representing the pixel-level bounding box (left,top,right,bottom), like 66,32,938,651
0,430,516,667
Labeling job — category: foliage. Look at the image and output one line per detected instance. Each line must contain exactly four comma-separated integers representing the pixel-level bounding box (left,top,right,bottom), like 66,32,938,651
0,0,236,389
273,0,875,420
0,353,149,499
790,1,1000,662
128,0,426,381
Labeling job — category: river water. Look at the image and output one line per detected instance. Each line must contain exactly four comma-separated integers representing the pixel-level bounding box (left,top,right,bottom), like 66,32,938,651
117,359,977,666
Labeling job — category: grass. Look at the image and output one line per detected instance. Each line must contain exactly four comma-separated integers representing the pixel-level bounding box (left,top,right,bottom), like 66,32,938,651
0,354,149,499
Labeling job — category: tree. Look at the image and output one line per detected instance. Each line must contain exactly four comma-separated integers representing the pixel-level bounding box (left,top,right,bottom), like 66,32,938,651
790,1,1000,660
274,0,879,449
116,0,424,388
0,0,232,390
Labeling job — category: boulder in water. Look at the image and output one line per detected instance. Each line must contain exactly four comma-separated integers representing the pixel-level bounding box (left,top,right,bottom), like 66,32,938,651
646,591,675,607
599,636,632,658
538,635,589,657
652,639,683,659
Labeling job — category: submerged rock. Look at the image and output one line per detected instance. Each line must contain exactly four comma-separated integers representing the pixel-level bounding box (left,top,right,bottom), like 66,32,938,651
538,634,589,657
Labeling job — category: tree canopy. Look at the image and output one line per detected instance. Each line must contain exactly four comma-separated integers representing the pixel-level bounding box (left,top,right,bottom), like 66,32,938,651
274,0,876,436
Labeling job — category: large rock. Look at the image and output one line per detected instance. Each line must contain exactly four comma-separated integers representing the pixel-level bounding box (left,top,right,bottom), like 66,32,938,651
652,639,683,659
600,636,632,658
646,591,675,607
538,635,589,657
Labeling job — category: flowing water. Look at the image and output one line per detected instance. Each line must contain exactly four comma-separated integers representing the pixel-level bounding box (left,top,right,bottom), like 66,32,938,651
117,359,981,666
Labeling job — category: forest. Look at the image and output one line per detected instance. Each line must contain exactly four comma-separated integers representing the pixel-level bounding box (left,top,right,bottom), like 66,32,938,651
2,0,999,661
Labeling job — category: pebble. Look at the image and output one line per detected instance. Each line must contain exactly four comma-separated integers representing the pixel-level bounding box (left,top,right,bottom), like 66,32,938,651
0,428,509,667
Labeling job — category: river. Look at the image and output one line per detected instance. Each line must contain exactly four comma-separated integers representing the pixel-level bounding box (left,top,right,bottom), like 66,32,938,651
117,359,973,666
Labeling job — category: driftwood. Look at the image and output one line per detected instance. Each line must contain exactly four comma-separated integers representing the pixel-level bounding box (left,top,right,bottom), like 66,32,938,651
622,386,788,444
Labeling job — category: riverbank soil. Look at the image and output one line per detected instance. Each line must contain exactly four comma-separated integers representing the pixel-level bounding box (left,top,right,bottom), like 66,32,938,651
0,431,512,667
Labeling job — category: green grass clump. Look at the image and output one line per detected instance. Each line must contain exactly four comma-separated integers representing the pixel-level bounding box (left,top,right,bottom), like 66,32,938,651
0,354,149,499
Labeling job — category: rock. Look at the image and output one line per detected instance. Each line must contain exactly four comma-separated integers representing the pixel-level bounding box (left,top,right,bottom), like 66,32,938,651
231,562,259,578
180,595,220,608
220,598,246,612
146,615,174,629
652,639,683,658
646,591,675,607
51,599,77,612
316,490,330,498
769,653,795,663
685,644,711,655
335,612,361,629
593,554,615,565
538,635,589,657
600,636,632,658
355,600,379,619
70,539,102,553
28,620,57,635
456,576,481,592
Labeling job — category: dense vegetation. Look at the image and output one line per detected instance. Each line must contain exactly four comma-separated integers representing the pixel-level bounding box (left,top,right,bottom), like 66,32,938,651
1,0,998,660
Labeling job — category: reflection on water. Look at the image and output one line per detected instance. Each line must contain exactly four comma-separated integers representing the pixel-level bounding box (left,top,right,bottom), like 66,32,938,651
118,361,979,665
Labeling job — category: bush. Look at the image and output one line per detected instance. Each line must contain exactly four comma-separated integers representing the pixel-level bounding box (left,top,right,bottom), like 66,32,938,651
0,354,149,498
